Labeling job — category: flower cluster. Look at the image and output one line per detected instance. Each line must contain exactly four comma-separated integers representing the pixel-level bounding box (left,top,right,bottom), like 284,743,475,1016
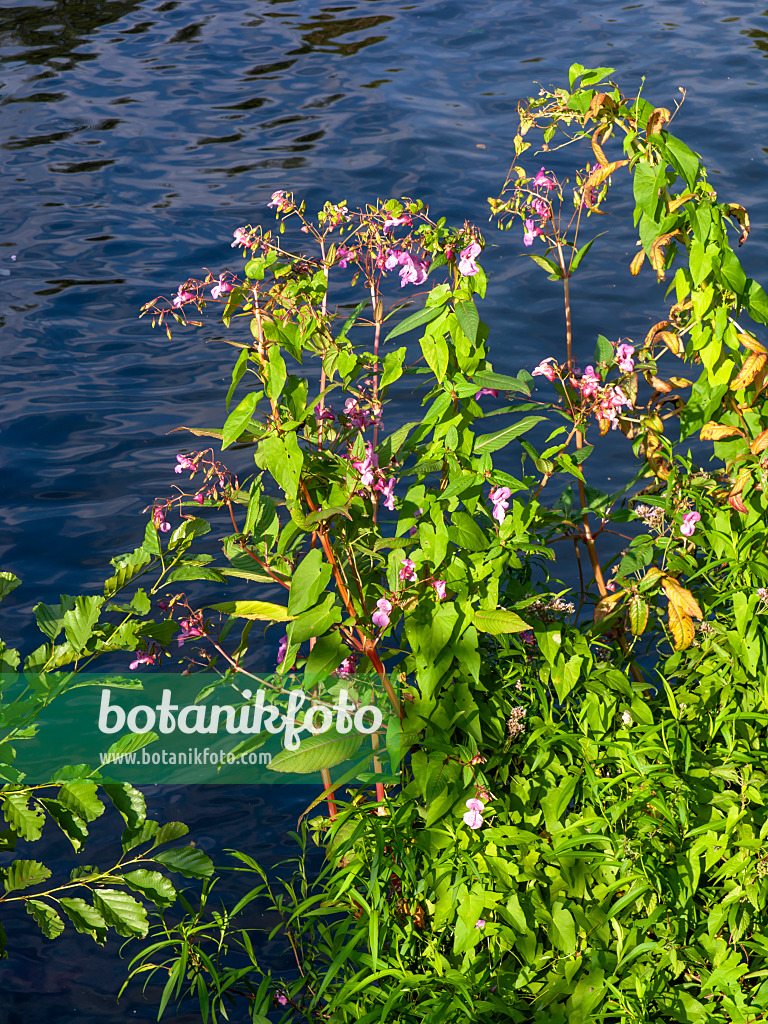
351,443,396,510
268,190,294,214
177,614,205,647
344,397,380,430
507,706,527,739
379,247,431,288
634,504,664,530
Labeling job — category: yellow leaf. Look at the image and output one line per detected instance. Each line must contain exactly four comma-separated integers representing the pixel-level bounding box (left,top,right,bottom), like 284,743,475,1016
644,320,672,348
661,577,702,620
657,331,685,357
725,203,750,247
630,250,646,276
667,602,695,651
583,159,629,192
737,333,767,355
628,593,649,636
750,428,768,455
643,567,665,584
666,192,695,215
667,377,692,388
699,422,744,441
591,129,609,167
649,231,680,282
730,352,767,391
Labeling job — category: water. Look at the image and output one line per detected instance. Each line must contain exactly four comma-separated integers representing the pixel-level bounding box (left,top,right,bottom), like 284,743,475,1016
2,0,768,1018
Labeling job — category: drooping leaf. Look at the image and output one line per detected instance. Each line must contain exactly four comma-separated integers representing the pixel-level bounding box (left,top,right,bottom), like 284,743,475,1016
26,899,65,939
0,573,20,602
455,299,479,344
102,783,146,830
59,898,107,944
154,847,214,879
38,799,89,852
383,303,445,343
63,596,105,652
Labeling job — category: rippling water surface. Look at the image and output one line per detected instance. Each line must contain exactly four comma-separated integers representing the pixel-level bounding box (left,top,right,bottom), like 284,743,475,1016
3,0,768,1018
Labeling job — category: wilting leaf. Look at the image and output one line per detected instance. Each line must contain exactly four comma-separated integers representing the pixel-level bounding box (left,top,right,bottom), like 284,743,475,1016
737,332,767,355
730,352,766,391
591,129,609,167
750,428,768,455
667,602,695,651
657,331,685,357
649,231,680,282
661,577,702,620
725,203,750,247
700,422,744,441
645,107,671,137
583,159,629,192
630,250,646,276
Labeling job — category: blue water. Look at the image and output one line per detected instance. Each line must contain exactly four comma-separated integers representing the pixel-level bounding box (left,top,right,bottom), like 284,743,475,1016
2,0,768,1018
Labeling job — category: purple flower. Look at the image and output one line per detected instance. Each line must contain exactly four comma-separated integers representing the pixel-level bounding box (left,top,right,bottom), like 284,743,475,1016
129,651,156,670
276,634,289,665
231,227,250,248
173,285,195,308
335,654,358,677
475,919,486,929
316,405,335,422
383,214,412,232
375,475,397,510
431,580,446,600
335,246,353,269
616,342,635,373
399,558,417,583
175,454,196,474
211,274,233,300
268,190,292,212
275,991,289,1007
680,511,701,537
157,600,169,611
176,620,204,647
489,486,512,525
193,492,205,504
372,598,392,630
531,197,550,218
523,219,543,247
458,241,481,277
351,443,379,487
153,507,171,533
344,398,377,430
398,252,430,287
475,388,499,400
532,167,556,191
463,797,485,830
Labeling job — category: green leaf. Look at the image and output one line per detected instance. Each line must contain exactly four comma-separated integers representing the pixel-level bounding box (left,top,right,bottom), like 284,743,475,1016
471,371,530,396
0,573,20,602
154,847,214,879
222,392,258,450
102,783,146,830
166,565,226,583
104,548,152,599
33,597,77,641
4,859,52,893
747,279,768,325
244,258,265,279
266,345,287,403
206,600,294,621
225,348,248,412
473,416,547,454
123,869,177,909
92,889,149,938
2,791,45,840
38,799,89,852
57,782,104,823
380,347,407,389
304,631,345,678
664,135,701,190
384,303,445,342
267,728,363,774
633,162,662,220
447,511,489,551
473,609,530,635
63,596,105,652
59,898,107,944
594,334,613,365
528,253,562,277
153,821,189,846
336,298,368,342
254,431,304,499
26,899,65,939
168,517,211,552
289,595,342,644
288,548,333,616
455,300,479,344
571,234,606,272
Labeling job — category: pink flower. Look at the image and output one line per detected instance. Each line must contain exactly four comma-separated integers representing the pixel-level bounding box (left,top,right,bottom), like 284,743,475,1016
268,190,292,212
597,385,632,427
335,246,353,269
431,580,446,600
372,598,392,630
375,476,397,510
444,246,454,261
344,398,377,430
399,252,430,287
616,342,635,373
152,507,171,533
176,619,204,647
193,492,205,504
532,167,556,191
211,274,233,300
351,443,379,487
335,654,358,677
475,388,499,399
458,241,481,277
532,357,557,382
175,454,196,474
523,219,544,247
680,511,701,537
275,992,289,1007
531,197,550,218
475,919,486,929
384,248,405,270
399,558,417,582
129,652,156,670
490,486,512,524
276,634,289,665
231,227,250,248
579,365,602,398
606,581,616,592
383,214,412,232
173,285,195,308
409,507,423,538
463,798,485,830
316,405,335,422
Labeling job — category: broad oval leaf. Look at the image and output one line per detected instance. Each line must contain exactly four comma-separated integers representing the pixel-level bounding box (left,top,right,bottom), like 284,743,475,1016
730,352,766,391
667,602,695,651
4,859,52,893
207,600,295,621
267,728,363,774
154,846,214,879
700,422,743,441
92,889,149,938
26,899,65,939
472,609,529,635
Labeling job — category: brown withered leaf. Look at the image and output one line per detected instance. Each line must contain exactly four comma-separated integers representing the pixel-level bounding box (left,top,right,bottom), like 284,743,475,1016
646,107,671,138
666,193,695,215
729,490,749,514
669,298,693,318
661,577,702,620
737,332,767,355
630,250,646,276
649,376,673,394
667,602,695,651
644,320,672,348
594,590,626,624
666,377,692,388
700,422,744,441
658,331,685,357
649,231,680,282
750,428,768,455
725,203,750,247
730,352,767,391
598,417,611,436
591,129,609,167
583,159,630,192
